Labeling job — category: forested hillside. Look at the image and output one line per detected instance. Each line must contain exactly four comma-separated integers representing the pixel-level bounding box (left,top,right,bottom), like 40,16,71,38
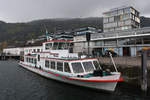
0,16,150,48
0,17,102,43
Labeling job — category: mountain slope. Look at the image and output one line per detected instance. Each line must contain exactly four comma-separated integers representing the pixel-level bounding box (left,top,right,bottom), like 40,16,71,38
0,16,150,45
0,17,103,44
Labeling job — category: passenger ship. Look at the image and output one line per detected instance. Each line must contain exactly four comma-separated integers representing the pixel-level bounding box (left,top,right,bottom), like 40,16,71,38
19,39,123,92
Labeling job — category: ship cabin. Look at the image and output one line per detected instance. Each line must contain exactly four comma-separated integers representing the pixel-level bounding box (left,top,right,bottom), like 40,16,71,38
44,58,102,76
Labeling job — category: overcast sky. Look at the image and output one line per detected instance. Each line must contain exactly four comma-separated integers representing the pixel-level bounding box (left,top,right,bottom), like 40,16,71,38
0,0,149,23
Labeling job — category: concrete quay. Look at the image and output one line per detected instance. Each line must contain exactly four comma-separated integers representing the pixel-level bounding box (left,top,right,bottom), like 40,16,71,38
98,56,150,68
98,56,150,88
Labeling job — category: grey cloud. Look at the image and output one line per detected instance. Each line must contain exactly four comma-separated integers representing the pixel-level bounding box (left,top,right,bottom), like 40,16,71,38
0,0,149,22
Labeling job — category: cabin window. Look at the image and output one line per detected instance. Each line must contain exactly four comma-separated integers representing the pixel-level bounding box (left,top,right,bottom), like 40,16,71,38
27,58,29,62
30,58,31,63
57,62,63,71
31,58,34,63
82,62,94,72
45,60,49,68
26,58,28,62
29,58,31,63
66,43,71,49
58,42,66,49
93,61,101,70
30,58,32,63
34,59,37,64
64,62,71,73
37,49,40,52
51,61,55,69
53,42,59,50
71,62,84,73
38,55,40,61
45,43,52,50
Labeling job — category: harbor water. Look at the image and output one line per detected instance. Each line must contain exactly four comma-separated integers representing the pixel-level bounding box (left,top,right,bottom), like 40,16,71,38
0,60,150,100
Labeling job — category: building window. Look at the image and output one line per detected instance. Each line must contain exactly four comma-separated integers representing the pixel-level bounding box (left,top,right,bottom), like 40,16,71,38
130,8,135,14
95,41,103,46
104,40,116,46
124,20,131,25
109,17,114,22
118,21,124,26
103,18,109,23
111,11,117,16
124,8,130,14
114,16,120,21
118,9,123,15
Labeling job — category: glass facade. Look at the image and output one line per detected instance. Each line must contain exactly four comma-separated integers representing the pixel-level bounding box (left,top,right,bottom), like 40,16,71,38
103,6,140,32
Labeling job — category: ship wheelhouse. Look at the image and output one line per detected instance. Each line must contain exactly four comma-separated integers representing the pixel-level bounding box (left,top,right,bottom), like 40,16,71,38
70,59,101,75
43,40,73,52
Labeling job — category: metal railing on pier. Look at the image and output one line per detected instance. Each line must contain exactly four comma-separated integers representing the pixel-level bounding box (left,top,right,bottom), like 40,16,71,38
98,56,150,68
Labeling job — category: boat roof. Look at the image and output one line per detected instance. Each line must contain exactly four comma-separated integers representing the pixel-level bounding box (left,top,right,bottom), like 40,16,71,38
41,57,98,62
43,40,72,43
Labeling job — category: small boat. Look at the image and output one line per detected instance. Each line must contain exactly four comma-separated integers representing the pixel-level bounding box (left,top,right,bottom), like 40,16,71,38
19,40,123,92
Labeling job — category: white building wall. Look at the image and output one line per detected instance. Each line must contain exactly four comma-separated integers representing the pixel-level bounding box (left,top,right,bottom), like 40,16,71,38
3,46,43,56
3,48,24,56
24,46,43,55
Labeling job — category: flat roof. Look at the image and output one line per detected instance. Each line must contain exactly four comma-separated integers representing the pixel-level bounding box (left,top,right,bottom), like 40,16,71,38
103,6,139,15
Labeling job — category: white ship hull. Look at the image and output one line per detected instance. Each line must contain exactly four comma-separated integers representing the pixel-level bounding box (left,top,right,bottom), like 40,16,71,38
19,62,121,92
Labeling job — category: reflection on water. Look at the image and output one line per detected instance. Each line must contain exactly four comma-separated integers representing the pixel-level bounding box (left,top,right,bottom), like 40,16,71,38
0,61,149,100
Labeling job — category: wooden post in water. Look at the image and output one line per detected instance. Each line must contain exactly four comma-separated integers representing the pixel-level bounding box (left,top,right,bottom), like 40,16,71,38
141,50,147,92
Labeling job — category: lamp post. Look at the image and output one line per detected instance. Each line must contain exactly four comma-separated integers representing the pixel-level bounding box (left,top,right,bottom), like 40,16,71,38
86,32,91,57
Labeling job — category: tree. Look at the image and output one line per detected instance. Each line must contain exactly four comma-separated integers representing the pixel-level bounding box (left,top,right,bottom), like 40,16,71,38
0,41,8,51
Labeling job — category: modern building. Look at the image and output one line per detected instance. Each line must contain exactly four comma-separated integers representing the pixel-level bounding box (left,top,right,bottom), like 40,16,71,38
73,27,100,54
103,6,140,32
91,27,150,57
74,27,150,57
73,6,150,57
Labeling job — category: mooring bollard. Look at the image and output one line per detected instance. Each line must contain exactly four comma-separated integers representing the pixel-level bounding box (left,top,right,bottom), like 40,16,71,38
141,50,148,93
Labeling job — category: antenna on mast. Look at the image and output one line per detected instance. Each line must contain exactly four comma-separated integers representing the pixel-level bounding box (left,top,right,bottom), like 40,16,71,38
44,25,52,41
